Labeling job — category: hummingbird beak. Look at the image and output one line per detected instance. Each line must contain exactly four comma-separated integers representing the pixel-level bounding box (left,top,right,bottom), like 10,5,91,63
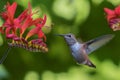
55,34,65,37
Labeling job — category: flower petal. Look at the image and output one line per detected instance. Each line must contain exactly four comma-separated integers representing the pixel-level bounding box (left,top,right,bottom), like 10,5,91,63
7,2,17,23
25,26,40,40
0,27,4,34
6,34,16,39
109,18,120,31
104,8,115,15
104,8,116,21
25,15,47,40
115,5,120,16
20,15,33,37
5,27,11,35
31,18,43,25
42,15,47,25
38,30,46,41
17,9,29,23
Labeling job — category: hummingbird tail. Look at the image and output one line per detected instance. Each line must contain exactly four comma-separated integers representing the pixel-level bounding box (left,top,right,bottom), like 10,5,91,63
86,61,96,68
89,63,96,68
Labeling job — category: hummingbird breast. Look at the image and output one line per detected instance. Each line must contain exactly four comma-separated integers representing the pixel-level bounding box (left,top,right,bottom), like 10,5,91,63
70,42,82,52
70,42,86,63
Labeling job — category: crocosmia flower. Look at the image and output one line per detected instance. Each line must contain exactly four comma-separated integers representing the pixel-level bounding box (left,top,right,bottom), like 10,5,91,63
0,2,48,63
104,6,120,31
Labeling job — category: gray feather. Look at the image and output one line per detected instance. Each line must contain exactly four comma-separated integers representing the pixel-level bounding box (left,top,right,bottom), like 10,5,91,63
84,34,115,54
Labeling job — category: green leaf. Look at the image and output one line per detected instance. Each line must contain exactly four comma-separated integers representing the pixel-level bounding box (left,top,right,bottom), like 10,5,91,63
24,71,40,80
52,0,76,20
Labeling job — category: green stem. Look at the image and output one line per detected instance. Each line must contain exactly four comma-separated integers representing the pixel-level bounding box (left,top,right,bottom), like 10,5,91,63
0,46,11,64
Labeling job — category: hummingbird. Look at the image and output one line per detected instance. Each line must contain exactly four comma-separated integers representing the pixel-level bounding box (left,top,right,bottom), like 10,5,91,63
57,33,114,68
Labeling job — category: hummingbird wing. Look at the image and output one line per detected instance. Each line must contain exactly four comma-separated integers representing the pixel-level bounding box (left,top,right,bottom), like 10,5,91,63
80,45,96,68
84,34,114,54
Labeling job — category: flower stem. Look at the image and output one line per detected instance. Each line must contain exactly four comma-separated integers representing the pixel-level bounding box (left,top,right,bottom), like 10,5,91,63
0,46,11,64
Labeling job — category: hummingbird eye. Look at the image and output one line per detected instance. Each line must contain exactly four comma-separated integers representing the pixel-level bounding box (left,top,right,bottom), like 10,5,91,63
67,35,71,37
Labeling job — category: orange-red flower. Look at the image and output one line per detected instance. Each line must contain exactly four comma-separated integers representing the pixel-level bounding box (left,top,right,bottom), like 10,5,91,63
0,2,48,52
104,6,120,31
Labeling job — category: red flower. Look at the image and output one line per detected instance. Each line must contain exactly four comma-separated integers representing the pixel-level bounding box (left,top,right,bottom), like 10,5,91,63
0,2,18,38
25,15,47,41
104,6,120,31
0,2,48,52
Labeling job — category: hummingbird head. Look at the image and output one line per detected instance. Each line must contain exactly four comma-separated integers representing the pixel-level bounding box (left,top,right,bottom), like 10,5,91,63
56,33,77,46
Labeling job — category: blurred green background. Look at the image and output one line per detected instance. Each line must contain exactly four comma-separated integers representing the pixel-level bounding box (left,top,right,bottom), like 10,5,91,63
0,0,120,80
